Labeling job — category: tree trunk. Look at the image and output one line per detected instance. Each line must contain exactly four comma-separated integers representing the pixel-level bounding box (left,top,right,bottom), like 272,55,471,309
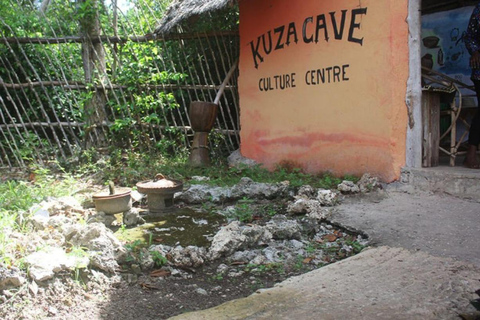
40,0,51,13
78,0,108,149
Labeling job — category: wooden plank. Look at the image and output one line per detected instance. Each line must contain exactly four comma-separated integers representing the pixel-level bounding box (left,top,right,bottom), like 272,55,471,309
422,91,440,167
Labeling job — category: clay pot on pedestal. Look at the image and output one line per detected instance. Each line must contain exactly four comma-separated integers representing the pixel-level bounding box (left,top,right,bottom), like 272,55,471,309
136,174,183,214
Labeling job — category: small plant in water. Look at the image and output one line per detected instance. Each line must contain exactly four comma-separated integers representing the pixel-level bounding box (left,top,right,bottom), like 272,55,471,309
64,245,90,286
244,262,284,275
228,197,255,222
148,233,154,246
305,243,317,255
344,236,367,254
210,273,224,281
150,250,168,267
257,203,278,218
201,201,217,215
124,239,144,263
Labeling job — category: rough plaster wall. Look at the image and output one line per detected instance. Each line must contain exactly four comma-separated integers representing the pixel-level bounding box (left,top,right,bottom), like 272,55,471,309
238,0,411,182
406,0,423,168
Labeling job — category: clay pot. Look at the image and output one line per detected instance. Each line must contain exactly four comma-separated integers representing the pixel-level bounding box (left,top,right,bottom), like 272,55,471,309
422,36,439,49
421,54,434,70
136,175,183,214
93,188,132,214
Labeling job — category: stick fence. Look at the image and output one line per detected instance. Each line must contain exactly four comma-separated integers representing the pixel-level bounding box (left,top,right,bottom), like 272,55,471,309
0,2,240,169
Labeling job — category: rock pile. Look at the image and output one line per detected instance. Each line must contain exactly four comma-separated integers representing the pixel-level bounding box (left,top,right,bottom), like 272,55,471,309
0,174,377,297
121,175,374,278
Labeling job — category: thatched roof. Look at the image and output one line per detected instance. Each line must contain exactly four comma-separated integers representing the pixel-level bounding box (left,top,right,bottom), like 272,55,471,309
155,0,235,34
155,0,480,33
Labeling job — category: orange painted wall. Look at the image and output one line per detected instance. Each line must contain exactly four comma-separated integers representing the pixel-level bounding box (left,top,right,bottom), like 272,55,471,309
238,0,409,182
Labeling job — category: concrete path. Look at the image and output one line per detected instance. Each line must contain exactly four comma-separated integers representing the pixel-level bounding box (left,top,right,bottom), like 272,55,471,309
169,189,480,320
332,190,480,267
171,246,480,320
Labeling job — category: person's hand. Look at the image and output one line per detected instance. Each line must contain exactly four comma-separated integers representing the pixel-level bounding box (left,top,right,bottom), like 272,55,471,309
471,51,480,69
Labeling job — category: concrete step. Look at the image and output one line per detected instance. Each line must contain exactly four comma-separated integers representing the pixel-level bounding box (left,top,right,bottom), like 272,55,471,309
398,166,480,202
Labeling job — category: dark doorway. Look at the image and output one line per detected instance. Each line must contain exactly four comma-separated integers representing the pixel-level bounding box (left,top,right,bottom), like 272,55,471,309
422,0,478,15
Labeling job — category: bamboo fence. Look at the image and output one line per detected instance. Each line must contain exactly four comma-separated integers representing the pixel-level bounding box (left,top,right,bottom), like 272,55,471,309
0,1,240,169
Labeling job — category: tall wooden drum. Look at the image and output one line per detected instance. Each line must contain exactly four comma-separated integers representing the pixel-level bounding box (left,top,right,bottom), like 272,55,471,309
188,101,218,167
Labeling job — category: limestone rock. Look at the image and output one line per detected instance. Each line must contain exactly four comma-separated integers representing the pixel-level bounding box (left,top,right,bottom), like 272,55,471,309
48,215,75,229
139,249,155,270
266,215,303,240
241,224,272,244
177,177,292,204
230,177,290,200
296,185,317,198
337,180,360,194
196,288,208,295
149,244,172,257
357,173,381,193
288,239,305,250
0,266,26,290
208,221,272,260
28,197,86,231
60,223,84,242
24,247,89,282
70,223,126,273
228,250,260,264
123,208,145,227
191,176,211,182
306,206,332,221
216,264,229,275
29,280,38,296
29,196,83,217
169,246,207,268
28,215,49,231
130,190,144,203
227,149,257,168
316,189,339,206
287,198,315,215
250,255,268,265
286,198,331,221
177,184,230,204
262,246,284,263
87,211,117,226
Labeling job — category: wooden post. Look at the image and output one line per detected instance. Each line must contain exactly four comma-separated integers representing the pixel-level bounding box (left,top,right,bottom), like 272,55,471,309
421,91,440,167
78,0,108,149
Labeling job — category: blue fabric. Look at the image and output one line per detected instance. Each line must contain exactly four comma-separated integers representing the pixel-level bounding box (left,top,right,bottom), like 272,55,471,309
465,5,480,146
465,4,480,80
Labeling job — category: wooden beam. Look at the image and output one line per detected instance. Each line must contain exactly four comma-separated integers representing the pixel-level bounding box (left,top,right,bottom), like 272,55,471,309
0,31,239,45
0,80,235,91
0,121,239,135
